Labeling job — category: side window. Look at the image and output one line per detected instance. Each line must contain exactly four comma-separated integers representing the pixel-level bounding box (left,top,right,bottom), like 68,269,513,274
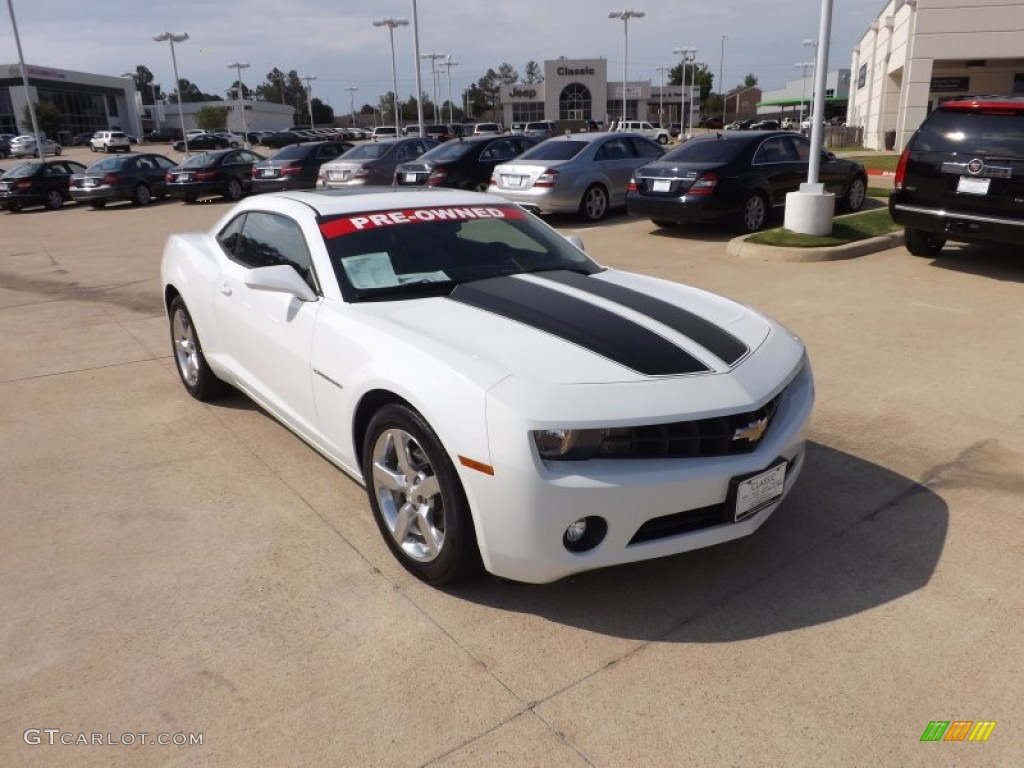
224,151,241,164
235,212,317,290
481,139,515,161
753,137,794,164
596,138,633,161
787,136,812,162
155,155,175,171
629,137,664,159
217,214,247,257
397,143,417,161
317,144,341,161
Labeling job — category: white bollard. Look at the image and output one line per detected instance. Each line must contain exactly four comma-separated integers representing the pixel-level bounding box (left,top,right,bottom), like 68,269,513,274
784,182,835,236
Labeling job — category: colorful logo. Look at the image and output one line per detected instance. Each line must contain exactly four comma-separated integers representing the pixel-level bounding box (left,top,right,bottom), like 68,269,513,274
920,721,996,742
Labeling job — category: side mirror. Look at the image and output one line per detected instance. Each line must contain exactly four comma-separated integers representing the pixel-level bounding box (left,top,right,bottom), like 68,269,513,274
244,264,317,302
823,150,836,162
566,235,586,252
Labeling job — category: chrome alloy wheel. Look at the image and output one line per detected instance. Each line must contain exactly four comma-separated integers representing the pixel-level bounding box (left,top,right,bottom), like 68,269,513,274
371,428,445,562
743,194,766,231
172,307,200,388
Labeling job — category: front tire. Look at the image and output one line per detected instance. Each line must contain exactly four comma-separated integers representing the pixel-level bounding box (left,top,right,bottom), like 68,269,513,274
579,183,609,222
905,228,946,258
657,134,668,145
169,297,226,401
362,404,481,585
737,192,767,232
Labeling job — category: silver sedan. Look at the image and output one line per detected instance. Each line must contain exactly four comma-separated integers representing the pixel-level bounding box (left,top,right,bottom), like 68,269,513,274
10,135,62,158
489,132,664,222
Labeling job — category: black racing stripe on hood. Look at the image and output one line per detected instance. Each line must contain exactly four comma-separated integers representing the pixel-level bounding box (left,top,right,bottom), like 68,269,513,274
449,276,710,376
534,270,749,365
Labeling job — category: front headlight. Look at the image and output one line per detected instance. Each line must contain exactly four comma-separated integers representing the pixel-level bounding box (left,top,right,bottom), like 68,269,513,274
532,429,606,460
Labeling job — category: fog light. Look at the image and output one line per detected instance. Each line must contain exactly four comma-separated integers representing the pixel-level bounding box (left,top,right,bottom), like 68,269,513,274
562,516,608,553
565,519,588,543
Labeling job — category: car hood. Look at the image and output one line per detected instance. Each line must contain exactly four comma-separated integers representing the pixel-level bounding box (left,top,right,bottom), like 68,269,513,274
350,270,773,387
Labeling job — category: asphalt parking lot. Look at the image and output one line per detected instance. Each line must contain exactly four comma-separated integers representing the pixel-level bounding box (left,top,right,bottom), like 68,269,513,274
1,165,1022,766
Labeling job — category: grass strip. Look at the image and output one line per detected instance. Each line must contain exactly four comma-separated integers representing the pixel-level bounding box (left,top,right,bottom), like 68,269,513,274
746,208,899,248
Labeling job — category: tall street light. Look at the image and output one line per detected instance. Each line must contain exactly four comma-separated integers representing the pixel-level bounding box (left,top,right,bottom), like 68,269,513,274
673,47,697,136
654,65,670,125
442,56,458,124
6,0,44,156
227,61,250,146
421,53,446,125
153,32,190,154
301,74,317,128
411,1,426,136
795,61,814,129
803,38,818,126
372,17,408,128
345,85,358,127
608,10,645,124
719,35,727,126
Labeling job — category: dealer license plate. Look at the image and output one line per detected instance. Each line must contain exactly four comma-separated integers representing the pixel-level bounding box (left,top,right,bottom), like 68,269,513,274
261,168,276,177
956,176,990,195
504,176,523,188
179,173,191,182
652,179,671,192
733,462,787,522
85,178,98,187
405,173,418,183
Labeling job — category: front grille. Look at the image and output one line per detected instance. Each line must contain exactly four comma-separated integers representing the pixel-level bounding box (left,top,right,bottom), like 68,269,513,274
595,394,781,459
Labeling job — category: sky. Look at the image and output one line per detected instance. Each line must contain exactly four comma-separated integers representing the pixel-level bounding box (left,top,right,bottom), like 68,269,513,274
2,0,884,113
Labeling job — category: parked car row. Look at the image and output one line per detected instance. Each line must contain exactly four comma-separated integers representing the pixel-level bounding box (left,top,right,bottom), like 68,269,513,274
2,129,868,234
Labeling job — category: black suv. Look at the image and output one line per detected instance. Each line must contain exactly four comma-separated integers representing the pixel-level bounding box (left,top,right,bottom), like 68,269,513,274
889,96,1024,257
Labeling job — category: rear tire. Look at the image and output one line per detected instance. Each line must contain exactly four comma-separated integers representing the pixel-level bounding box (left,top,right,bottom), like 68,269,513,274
904,228,946,258
132,184,152,206
225,178,243,201
737,192,767,232
169,296,226,401
44,189,64,210
839,175,867,213
579,184,609,222
89,200,107,209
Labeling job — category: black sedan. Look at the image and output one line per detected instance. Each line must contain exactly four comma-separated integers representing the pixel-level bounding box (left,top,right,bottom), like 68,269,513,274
250,141,352,193
260,130,308,149
626,131,868,232
165,148,266,203
69,153,176,208
393,135,538,192
0,160,87,211
172,133,229,152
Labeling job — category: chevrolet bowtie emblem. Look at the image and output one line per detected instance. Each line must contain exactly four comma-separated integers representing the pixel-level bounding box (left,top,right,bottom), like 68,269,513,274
732,417,768,442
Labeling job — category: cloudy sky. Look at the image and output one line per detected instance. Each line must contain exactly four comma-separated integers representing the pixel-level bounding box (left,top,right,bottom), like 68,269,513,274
2,0,882,111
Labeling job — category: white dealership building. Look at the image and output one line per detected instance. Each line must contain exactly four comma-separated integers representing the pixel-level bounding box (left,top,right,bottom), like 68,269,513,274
848,0,1024,150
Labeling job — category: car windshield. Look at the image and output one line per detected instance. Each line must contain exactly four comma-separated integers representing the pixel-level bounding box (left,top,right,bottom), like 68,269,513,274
662,139,745,163
915,110,1024,155
3,163,41,178
181,153,220,168
518,140,587,161
419,141,474,163
319,204,599,301
342,143,388,160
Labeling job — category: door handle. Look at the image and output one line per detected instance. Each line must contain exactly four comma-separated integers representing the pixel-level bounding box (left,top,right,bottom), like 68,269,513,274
217,283,232,296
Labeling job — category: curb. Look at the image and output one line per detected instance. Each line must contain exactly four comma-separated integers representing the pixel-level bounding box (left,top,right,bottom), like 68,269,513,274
726,230,905,262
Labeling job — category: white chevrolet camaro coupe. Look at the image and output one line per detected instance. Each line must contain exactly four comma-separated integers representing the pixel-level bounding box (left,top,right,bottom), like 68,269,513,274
161,189,814,584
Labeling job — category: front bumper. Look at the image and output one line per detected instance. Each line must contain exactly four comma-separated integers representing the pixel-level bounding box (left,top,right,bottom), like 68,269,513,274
460,359,814,584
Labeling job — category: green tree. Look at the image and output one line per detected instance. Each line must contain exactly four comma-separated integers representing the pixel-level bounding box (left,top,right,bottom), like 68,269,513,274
744,73,759,87
194,106,229,131
130,65,163,104
20,102,61,137
497,62,518,86
670,62,714,104
476,70,501,117
524,61,543,84
310,98,334,126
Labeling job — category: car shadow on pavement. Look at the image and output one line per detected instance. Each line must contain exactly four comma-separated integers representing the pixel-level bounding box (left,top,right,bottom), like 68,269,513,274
445,441,948,643
922,243,1024,284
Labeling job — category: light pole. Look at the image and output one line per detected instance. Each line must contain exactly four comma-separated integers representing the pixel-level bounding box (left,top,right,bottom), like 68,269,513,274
153,32,190,154
345,86,358,127
442,56,458,124
227,61,250,146
300,74,317,128
673,47,696,136
803,38,818,127
719,35,727,126
373,17,409,128
795,61,814,129
655,65,670,126
411,0,426,137
690,62,703,136
608,10,645,124
421,53,446,125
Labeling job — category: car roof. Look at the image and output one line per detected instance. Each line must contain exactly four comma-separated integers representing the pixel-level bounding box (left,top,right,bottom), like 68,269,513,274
230,187,517,218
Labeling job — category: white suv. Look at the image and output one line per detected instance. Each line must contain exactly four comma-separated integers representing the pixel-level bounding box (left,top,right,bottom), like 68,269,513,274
614,121,670,145
90,131,131,153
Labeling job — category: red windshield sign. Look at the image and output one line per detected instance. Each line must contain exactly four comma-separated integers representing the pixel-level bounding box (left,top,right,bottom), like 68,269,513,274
320,205,525,238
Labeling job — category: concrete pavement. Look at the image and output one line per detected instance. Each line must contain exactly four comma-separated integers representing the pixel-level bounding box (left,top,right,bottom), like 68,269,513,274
1,191,1021,766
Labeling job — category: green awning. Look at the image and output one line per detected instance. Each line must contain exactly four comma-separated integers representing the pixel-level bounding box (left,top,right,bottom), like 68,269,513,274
756,96,848,107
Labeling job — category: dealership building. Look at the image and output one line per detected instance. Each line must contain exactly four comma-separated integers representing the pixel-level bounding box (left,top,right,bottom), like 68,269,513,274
848,0,1024,149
